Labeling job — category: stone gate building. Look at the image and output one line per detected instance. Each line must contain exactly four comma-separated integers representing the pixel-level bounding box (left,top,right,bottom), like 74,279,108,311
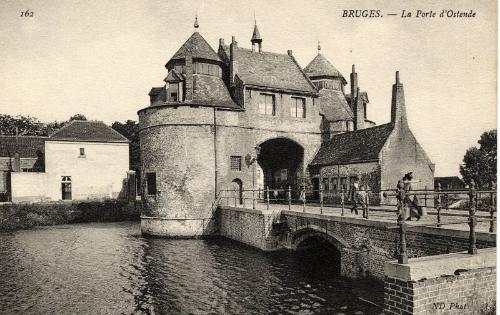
138,21,434,237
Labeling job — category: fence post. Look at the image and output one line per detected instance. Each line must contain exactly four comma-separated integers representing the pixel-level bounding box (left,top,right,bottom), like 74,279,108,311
320,186,323,215
288,185,292,211
424,185,428,207
252,187,255,210
302,187,306,212
365,191,369,219
266,186,270,210
341,188,345,216
397,214,408,264
436,184,442,227
234,189,237,207
468,181,477,255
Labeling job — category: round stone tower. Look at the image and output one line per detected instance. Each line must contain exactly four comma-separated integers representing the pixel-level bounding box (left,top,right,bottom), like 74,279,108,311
138,27,238,237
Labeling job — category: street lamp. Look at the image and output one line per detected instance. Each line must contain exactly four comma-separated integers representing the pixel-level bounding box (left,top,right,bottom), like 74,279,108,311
245,145,261,209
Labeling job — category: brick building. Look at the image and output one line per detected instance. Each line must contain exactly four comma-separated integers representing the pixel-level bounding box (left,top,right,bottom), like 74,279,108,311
138,21,434,237
4,121,130,202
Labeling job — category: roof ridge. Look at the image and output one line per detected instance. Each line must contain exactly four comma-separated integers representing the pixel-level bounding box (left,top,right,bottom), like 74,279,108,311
288,54,318,92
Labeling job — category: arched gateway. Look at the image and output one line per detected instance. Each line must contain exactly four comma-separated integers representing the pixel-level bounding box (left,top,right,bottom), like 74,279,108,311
257,137,304,192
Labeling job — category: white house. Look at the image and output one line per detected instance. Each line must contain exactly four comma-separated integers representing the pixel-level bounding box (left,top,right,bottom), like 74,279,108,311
11,121,130,202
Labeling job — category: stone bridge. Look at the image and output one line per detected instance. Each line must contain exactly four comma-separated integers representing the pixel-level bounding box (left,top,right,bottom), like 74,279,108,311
217,206,496,280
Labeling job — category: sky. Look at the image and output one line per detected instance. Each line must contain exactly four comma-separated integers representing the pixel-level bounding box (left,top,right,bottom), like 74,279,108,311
0,0,497,177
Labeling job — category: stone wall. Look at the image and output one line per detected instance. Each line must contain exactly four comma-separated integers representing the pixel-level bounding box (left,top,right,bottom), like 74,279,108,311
384,248,496,315
218,207,496,280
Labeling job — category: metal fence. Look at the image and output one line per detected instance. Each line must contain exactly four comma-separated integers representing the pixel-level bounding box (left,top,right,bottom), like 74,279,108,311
217,183,496,262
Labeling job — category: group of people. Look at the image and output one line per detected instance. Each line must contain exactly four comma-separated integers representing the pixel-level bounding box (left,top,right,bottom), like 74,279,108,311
396,172,423,221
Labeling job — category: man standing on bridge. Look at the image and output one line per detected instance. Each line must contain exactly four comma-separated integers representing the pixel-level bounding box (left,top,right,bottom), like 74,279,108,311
403,172,422,221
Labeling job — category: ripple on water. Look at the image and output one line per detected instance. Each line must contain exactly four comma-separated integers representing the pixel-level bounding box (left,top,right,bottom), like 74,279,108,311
0,222,383,314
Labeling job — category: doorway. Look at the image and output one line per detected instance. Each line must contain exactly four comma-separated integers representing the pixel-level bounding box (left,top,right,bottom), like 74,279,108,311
61,176,72,200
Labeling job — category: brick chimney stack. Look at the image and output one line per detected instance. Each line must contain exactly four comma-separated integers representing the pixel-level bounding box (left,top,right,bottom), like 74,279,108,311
230,36,238,86
350,64,358,111
391,71,408,126
354,87,365,130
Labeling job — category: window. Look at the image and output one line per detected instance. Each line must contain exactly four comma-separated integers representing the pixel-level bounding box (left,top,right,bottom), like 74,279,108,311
340,177,347,191
194,62,221,77
322,178,329,191
79,148,85,157
146,172,156,195
230,156,242,171
167,83,179,101
331,178,338,191
259,94,275,116
290,97,306,118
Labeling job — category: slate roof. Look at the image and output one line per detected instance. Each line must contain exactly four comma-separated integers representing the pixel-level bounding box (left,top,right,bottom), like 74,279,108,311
192,75,240,109
317,89,353,122
310,123,394,166
435,176,465,189
304,53,346,83
0,136,46,158
167,32,221,67
49,121,129,143
221,45,316,93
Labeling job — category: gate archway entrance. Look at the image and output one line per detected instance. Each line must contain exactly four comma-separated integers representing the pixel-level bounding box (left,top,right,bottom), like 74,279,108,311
257,138,304,192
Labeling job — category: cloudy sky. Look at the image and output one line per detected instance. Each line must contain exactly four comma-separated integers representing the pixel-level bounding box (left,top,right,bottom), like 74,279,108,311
0,0,497,176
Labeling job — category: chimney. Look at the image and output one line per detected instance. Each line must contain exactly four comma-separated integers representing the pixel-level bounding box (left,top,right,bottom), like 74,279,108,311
354,87,365,130
219,38,224,47
391,71,408,126
229,36,238,86
287,50,293,56
350,64,358,110
184,56,193,101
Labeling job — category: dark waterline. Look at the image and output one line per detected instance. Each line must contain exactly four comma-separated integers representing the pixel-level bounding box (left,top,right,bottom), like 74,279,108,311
0,222,383,314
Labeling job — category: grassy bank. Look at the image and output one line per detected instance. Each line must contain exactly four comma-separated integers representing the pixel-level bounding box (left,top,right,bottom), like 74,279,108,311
0,200,140,232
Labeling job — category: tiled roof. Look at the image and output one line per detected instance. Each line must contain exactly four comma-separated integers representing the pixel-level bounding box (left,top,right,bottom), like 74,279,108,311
0,136,46,158
304,54,346,83
167,32,221,66
49,121,129,143
310,123,394,166
221,45,316,93
435,176,465,188
192,75,240,109
149,87,164,96
317,89,353,122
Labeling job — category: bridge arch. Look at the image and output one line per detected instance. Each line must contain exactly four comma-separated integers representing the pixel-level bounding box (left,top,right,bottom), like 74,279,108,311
290,225,349,252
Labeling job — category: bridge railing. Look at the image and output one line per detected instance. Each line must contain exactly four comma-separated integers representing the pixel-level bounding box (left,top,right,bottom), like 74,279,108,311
218,184,496,262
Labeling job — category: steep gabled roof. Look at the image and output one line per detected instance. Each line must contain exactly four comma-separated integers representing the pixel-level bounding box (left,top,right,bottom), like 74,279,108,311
310,123,394,166
304,53,346,83
49,121,129,143
317,89,353,122
167,32,221,67
221,45,317,93
192,75,240,109
164,69,185,82
0,136,46,158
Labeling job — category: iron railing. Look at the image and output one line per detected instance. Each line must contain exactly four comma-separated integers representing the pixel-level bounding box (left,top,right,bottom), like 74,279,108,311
217,184,496,262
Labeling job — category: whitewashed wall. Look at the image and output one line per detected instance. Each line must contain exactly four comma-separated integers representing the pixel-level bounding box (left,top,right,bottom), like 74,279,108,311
12,141,129,202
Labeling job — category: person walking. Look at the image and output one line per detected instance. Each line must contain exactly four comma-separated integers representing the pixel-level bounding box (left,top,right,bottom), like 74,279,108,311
357,184,368,218
403,172,422,221
350,178,360,215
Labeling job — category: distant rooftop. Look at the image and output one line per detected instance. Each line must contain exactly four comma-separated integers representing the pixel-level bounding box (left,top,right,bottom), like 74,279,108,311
49,120,129,143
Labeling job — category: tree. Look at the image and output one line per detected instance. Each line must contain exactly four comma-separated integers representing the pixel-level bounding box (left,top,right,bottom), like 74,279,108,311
69,114,87,121
460,129,497,188
112,120,140,173
0,114,46,136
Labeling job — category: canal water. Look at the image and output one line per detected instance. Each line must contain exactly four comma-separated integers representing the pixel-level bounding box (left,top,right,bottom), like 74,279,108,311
0,222,383,314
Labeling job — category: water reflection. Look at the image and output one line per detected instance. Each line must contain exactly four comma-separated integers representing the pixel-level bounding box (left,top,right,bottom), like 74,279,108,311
0,222,383,314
